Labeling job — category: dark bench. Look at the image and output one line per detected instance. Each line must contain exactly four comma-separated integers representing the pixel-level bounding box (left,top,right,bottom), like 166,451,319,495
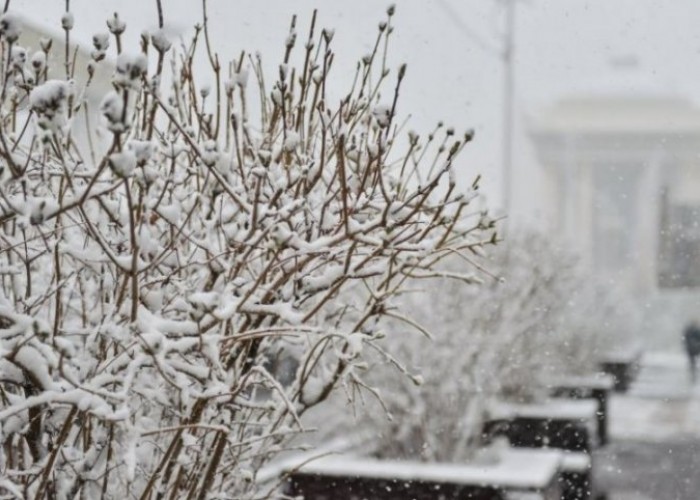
598,348,642,393
549,374,615,445
559,452,593,500
288,473,502,500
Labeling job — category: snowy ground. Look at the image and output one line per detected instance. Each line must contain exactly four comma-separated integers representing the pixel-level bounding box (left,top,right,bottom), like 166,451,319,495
608,351,700,441
596,351,700,500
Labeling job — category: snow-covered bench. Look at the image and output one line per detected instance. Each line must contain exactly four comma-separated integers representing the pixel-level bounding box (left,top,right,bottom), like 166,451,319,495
283,448,564,500
482,400,601,499
484,399,600,452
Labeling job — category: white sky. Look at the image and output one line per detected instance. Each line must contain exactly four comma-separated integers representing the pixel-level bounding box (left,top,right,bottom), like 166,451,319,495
12,0,700,221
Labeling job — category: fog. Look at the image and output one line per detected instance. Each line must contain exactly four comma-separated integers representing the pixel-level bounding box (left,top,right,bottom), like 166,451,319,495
15,0,700,218
3,2,700,498
10,0,697,341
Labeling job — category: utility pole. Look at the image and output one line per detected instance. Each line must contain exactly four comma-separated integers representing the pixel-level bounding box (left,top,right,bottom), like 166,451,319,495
502,0,516,225
436,0,518,223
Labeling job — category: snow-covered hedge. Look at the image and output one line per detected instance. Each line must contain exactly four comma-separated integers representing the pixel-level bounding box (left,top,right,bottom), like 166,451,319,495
0,4,496,498
358,231,636,463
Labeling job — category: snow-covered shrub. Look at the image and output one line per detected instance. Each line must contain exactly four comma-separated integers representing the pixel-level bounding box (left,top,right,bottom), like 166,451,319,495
356,230,634,463
0,4,495,498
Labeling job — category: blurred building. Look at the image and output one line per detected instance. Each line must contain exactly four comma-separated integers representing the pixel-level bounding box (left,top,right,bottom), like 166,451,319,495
530,74,700,293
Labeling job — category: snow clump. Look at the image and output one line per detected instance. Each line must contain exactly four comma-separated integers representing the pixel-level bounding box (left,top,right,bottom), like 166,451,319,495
92,33,109,61
106,12,126,35
109,151,137,178
30,80,73,135
10,46,25,70
0,13,21,43
61,12,74,31
30,51,45,72
100,91,128,133
151,29,171,53
128,140,154,165
114,53,148,89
